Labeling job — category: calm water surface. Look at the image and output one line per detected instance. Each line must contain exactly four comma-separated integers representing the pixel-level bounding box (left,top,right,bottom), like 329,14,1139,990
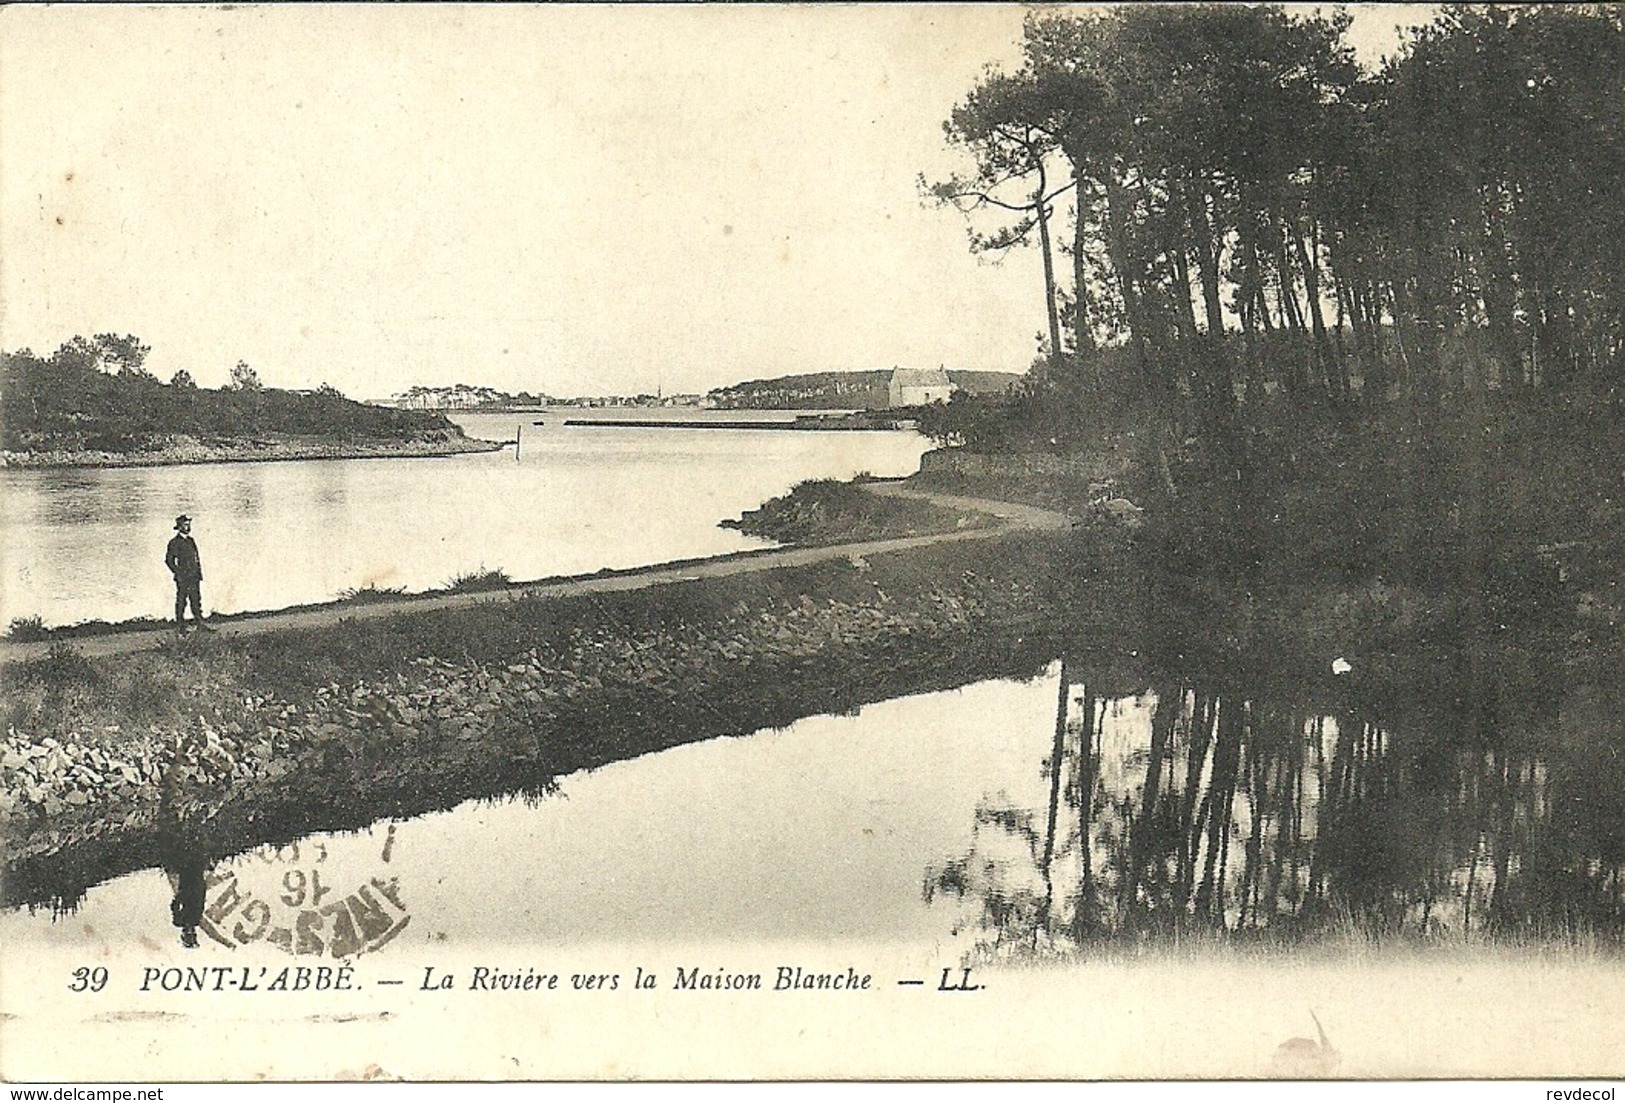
0,412,928,627
2,672,1060,951
8,653,1623,953
5,411,1621,957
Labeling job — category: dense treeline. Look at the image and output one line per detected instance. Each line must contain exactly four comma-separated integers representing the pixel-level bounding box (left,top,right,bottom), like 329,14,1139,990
709,370,893,410
927,5,1625,613
708,369,1022,409
1,335,457,453
932,5,1624,433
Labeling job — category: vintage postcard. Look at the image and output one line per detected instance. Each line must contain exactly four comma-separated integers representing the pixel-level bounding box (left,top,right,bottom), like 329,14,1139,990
3,2,1623,1084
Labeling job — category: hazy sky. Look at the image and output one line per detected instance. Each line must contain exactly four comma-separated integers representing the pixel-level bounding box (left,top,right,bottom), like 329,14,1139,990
0,5,1428,399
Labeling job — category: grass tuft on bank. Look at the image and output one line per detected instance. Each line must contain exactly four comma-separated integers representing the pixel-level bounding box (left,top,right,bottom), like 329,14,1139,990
445,566,512,593
722,478,997,545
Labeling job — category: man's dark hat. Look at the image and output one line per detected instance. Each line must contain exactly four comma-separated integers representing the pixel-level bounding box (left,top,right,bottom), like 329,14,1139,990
174,515,191,530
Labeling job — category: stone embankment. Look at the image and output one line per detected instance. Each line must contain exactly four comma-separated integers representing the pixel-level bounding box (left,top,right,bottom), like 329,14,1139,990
2,535,1083,908
1,485,1094,907
915,448,1147,528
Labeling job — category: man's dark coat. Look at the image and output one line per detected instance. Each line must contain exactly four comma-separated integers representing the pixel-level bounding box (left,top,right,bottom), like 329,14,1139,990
166,533,203,582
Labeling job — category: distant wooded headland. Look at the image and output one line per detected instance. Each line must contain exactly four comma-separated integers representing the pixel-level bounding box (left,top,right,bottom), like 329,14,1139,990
0,337,495,468
0,333,1024,465
380,369,1025,412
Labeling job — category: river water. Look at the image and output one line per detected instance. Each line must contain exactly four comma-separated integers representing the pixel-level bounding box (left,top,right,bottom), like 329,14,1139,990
4,412,1623,960
4,423,1622,1082
0,411,929,628
2,672,1061,952
6,629,1624,955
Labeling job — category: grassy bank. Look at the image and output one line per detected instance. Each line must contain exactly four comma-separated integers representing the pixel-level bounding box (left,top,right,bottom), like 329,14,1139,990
721,478,999,544
1,530,1115,910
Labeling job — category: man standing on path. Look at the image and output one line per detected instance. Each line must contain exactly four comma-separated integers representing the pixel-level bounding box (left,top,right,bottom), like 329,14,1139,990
165,514,214,632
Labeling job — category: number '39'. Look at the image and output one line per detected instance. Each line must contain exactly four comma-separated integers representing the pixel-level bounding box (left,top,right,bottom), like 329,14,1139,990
69,966,108,992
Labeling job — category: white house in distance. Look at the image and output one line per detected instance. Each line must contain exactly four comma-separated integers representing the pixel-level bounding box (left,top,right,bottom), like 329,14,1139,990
887,367,956,408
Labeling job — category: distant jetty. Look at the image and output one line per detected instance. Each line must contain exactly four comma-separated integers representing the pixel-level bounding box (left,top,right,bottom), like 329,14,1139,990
560,412,918,432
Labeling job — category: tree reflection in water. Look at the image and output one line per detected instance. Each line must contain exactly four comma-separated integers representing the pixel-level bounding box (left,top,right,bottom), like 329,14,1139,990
926,661,1625,953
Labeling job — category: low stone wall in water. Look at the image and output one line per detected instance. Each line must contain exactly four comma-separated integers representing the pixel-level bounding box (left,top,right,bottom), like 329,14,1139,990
917,448,1112,481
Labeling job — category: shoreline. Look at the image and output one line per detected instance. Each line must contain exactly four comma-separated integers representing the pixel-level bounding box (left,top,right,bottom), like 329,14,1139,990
0,481,1068,653
0,433,506,470
5,469,1618,948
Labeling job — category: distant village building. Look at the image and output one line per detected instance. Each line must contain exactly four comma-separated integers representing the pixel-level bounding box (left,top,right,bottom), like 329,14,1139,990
886,367,956,408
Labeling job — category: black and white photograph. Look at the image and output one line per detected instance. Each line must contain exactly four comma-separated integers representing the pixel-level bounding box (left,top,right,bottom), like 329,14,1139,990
2,2,1623,1084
